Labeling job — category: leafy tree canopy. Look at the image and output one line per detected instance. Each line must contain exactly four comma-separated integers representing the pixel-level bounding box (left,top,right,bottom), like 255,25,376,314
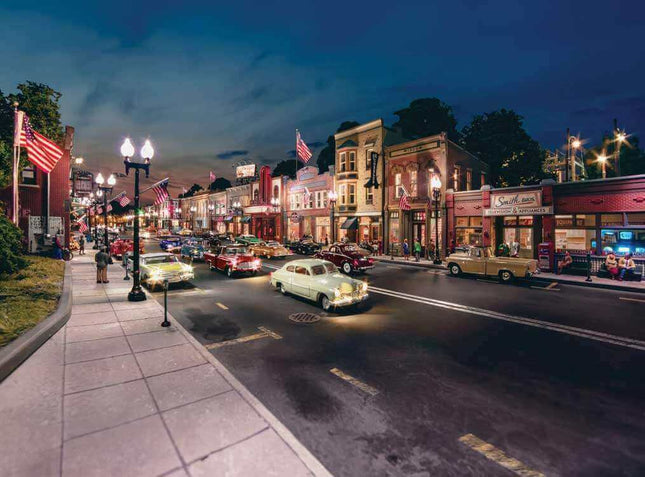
272,159,304,179
393,98,459,141
461,109,547,187
209,177,232,191
316,121,360,173
178,183,203,198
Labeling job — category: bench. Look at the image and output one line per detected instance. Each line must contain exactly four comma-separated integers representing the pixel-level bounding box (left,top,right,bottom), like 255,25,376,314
597,263,642,281
556,258,588,276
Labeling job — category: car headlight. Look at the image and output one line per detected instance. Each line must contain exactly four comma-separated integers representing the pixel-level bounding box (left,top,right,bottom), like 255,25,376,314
333,288,341,298
253,259,261,267
150,269,162,282
183,265,194,273
361,281,368,292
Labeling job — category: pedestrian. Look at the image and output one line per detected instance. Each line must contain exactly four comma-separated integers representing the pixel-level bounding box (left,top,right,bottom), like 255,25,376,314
95,247,110,283
79,234,85,255
618,253,636,281
403,238,410,261
53,233,63,260
324,235,329,246
511,239,520,257
605,252,619,279
413,238,421,262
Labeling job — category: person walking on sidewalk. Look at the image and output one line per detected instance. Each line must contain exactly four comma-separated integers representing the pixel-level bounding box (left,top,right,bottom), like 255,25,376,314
413,238,422,262
95,247,110,283
403,238,410,261
78,235,85,255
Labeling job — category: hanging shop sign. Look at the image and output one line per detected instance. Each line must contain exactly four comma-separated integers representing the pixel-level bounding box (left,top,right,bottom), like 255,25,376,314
364,152,379,189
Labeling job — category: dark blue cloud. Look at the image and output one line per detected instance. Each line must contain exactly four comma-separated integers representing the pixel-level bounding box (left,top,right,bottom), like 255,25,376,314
216,150,249,160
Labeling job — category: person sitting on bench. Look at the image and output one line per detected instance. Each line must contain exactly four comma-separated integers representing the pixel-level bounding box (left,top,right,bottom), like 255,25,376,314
619,254,636,281
558,251,573,274
605,252,620,279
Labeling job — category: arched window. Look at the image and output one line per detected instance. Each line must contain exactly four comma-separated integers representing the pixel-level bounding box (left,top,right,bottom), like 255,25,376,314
273,184,279,199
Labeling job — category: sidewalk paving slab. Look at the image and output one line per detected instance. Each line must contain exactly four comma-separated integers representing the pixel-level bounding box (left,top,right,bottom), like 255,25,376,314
0,250,333,477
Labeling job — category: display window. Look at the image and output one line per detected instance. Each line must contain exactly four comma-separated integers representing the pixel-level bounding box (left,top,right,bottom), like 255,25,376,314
390,212,400,243
601,229,645,257
555,229,595,253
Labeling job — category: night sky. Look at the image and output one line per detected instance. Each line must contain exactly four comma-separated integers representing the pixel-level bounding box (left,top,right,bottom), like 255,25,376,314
1,0,643,196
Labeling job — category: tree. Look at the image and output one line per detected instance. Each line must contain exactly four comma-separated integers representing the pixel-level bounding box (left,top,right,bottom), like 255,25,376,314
461,109,547,187
0,205,26,274
393,98,459,141
209,177,232,191
316,121,360,173
617,135,645,177
272,159,304,179
178,183,203,198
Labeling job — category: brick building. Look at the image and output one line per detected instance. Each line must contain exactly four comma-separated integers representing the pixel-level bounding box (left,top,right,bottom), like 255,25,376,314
285,166,333,242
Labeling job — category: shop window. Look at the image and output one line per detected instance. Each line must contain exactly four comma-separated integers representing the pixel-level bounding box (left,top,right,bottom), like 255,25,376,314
555,229,595,253
470,216,483,227
395,173,402,198
390,216,400,243
410,170,418,196
466,169,472,191
366,187,374,205
503,216,517,226
627,213,645,225
601,229,645,256
601,214,624,226
456,229,482,247
339,152,347,172
456,217,469,227
413,212,426,222
518,216,533,226
348,151,356,171
453,167,461,191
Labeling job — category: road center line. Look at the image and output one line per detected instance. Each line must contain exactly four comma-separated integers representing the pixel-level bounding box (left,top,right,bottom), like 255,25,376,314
546,281,559,289
330,368,379,396
619,297,645,303
459,433,544,477
205,326,282,349
216,302,229,310
368,285,645,351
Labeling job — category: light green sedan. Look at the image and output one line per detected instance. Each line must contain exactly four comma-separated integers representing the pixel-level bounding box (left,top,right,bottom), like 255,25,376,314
270,259,368,311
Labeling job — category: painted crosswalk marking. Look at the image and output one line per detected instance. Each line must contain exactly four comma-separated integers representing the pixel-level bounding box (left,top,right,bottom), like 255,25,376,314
216,302,229,310
205,327,282,350
546,281,559,289
330,368,379,396
459,433,544,476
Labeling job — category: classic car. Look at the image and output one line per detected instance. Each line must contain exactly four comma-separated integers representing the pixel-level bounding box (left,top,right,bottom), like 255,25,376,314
179,228,193,236
109,238,144,258
129,252,194,290
204,244,262,277
287,238,322,255
206,233,236,251
315,243,374,274
180,238,206,260
270,259,368,311
446,246,538,283
249,240,290,259
156,229,171,237
236,234,261,246
141,226,157,239
159,236,183,252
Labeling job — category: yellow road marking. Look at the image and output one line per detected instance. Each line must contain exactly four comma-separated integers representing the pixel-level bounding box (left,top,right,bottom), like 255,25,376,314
216,302,229,310
459,433,544,477
546,281,559,289
530,286,560,292
329,368,379,396
619,297,645,303
205,326,281,349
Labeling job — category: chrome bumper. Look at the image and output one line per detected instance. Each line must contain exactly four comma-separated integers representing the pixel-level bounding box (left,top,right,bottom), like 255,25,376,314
331,293,368,307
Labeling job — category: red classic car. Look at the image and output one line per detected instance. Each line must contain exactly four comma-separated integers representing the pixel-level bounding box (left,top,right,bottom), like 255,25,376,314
109,239,144,258
204,244,262,278
315,243,375,274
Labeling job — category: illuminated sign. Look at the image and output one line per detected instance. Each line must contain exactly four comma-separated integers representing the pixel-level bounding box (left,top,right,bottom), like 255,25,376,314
236,164,256,179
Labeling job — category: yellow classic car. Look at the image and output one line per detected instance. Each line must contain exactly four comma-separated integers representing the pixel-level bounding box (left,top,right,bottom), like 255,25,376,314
446,246,538,283
249,240,289,259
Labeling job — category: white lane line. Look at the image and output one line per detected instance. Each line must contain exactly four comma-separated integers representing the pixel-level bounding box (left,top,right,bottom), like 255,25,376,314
386,265,403,269
459,434,544,477
529,286,560,292
368,285,645,351
330,368,379,396
619,297,645,303
216,302,229,310
205,326,282,349
546,281,559,289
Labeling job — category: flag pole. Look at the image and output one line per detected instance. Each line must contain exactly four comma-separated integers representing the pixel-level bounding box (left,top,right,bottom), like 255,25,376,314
12,103,20,225
295,129,298,180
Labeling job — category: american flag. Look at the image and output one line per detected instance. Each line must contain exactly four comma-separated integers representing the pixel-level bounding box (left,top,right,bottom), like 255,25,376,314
78,218,88,233
399,186,411,211
18,113,64,173
152,178,170,205
114,191,130,207
296,130,312,163
303,187,311,204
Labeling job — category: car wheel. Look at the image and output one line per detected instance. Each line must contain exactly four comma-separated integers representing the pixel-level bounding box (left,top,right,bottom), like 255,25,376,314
499,270,514,283
227,267,233,278
342,262,352,274
449,263,462,276
208,262,214,271
280,283,287,295
251,270,258,276
320,294,332,312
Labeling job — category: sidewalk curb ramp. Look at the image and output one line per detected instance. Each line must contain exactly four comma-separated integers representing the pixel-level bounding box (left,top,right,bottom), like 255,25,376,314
0,261,72,382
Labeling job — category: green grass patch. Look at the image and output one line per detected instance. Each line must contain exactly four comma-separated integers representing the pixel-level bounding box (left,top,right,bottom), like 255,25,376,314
0,256,65,347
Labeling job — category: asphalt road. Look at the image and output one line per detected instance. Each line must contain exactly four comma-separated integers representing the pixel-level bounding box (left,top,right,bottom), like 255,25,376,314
141,239,645,476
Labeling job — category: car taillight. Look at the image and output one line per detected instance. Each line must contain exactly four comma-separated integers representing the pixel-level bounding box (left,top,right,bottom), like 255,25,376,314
353,259,359,266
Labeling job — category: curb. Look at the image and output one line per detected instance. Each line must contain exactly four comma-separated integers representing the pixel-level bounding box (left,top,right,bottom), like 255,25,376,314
532,275,645,294
373,256,447,270
0,261,72,382
119,263,333,477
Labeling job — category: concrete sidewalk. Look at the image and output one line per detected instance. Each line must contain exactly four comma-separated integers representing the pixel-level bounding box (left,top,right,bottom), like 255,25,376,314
0,251,331,477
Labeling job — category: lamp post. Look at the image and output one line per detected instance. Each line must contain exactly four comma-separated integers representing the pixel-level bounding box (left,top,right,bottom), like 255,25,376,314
614,129,626,177
328,190,337,244
597,153,608,179
89,192,100,249
431,175,442,264
96,173,116,251
190,205,197,231
123,138,152,302
208,203,215,232
233,201,242,235
270,197,280,241
567,136,582,182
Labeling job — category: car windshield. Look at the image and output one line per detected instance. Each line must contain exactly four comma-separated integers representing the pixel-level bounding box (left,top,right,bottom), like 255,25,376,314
310,265,328,275
144,255,179,265
224,247,247,255
343,244,359,251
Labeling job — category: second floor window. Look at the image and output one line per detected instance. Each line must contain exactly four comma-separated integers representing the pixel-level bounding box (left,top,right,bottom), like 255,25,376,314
395,173,402,198
366,187,374,205
453,167,461,192
339,184,347,205
410,170,417,196
348,184,356,204
466,169,472,191
348,151,356,171
339,152,347,172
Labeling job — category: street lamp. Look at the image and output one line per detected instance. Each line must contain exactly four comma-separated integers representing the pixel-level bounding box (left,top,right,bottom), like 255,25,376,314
597,153,608,179
123,137,152,302
614,129,627,177
431,174,442,264
208,203,215,231
328,190,338,244
96,173,116,251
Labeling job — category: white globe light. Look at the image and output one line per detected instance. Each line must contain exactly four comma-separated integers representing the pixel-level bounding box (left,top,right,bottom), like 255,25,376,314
431,175,442,190
120,138,135,158
95,172,104,184
141,139,154,160
107,174,116,186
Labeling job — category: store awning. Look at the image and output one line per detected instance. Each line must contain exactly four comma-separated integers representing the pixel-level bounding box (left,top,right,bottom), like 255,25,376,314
241,216,252,223
224,215,233,222
340,217,358,230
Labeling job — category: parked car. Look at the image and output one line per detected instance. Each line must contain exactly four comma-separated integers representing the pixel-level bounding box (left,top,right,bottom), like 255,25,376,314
110,238,144,258
270,259,368,311
180,238,206,260
315,243,374,274
159,236,183,252
179,228,193,236
156,229,171,238
141,226,157,239
207,233,236,251
129,252,194,290
249,240,290,259
288,238,322,255
204,244,262,278
446,246,538,283
236,234,261,246
340,242,372,257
